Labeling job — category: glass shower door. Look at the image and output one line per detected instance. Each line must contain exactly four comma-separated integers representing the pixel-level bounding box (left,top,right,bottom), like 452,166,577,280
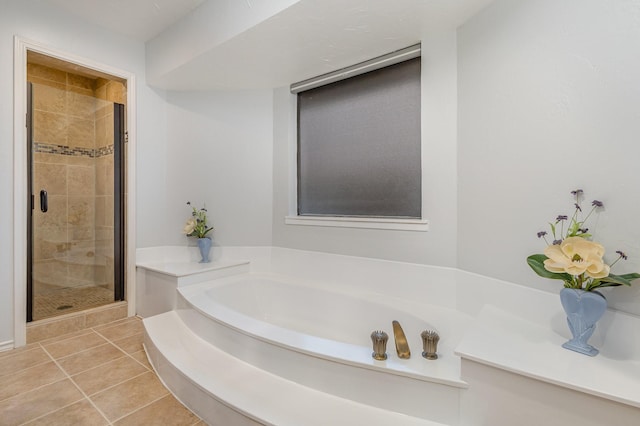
27,79,125,322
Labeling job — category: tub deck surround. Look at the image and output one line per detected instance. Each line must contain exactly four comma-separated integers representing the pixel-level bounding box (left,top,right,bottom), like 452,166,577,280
138,246,640,425
136,246,252,317
455,304,640,409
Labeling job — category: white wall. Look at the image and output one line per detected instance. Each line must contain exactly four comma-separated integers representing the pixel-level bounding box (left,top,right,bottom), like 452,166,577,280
457,0,640,314
0,1,168,344
272,32,459,267
164,90,274,248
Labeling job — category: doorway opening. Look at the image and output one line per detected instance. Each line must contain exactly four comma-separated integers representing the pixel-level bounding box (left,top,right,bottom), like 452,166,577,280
26,51,127,322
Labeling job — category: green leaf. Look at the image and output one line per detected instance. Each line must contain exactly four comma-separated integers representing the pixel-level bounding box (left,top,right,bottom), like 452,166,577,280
527,254,572,281
593,282,623,288
600,272,640,287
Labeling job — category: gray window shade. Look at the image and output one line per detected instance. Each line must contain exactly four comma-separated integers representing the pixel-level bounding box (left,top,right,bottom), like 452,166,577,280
297,57,421,218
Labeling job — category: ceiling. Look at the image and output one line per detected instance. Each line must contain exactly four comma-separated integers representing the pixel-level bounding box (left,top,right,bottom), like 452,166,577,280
44,0,205,41
146,0,497,90
41,0,496,90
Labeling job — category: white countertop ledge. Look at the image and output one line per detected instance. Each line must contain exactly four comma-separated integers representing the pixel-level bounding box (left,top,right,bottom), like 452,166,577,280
454,304,640,409
136,259,249,277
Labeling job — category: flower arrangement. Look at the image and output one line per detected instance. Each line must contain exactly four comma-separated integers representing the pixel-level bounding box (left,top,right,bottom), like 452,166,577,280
182,201,214,239
527,189,639,291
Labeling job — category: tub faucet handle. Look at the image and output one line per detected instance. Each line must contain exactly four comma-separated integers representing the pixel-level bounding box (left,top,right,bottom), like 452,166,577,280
392,320,411,359
371,330,388,361
421,330,440,360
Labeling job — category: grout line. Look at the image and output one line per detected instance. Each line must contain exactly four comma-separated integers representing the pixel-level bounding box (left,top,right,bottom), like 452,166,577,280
3,317,199,424
0,349,52,381
0,358,64,403
39,343,114,425
53,340,120,362
91,319,149,371
17,397,89,426
85,370,150,399
108,391,171,424
35,328,94,346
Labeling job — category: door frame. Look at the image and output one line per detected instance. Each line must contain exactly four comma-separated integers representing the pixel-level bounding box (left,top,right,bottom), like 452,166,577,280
13,36,137,347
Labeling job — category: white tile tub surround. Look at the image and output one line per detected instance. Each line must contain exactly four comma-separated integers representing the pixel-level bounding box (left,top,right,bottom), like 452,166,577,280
139,246,640,425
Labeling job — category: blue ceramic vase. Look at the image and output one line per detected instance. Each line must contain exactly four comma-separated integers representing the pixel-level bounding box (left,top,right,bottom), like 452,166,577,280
197,237,212,263
559,288,607,356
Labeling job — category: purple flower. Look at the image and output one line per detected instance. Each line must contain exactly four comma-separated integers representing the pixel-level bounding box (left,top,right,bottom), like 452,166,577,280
553,239,562,245
537,231,547,238
571,189,583,196
574,203,582,211
616,250,628,260
556,215,568,221
592,200,604,207
578,228,589,233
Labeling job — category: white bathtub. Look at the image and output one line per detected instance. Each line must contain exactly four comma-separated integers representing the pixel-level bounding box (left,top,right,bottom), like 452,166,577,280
141,246,640,426
179,273,468,387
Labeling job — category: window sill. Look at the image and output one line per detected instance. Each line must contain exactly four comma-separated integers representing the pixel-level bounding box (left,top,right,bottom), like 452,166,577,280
284,216,429,231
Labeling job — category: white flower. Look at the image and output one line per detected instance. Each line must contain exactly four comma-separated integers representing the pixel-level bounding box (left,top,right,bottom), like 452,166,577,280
183,218,196,235
544,236,610,279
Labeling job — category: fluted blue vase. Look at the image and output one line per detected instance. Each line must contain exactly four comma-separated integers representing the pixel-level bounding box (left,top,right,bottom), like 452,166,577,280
197,237,212,263
559,288,607,356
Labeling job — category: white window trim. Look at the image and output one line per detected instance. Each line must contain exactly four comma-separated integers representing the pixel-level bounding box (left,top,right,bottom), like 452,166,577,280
285,215,429,231
284,50,430,233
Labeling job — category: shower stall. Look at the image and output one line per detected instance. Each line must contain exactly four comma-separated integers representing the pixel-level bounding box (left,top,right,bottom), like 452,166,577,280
26,52,126,322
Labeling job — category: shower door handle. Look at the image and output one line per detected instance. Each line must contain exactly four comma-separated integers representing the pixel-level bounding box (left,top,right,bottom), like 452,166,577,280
40,189,48,213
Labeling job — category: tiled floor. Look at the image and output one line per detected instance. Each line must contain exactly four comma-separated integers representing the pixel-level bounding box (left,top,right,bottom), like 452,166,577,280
33,285,115,321
0,317,204,425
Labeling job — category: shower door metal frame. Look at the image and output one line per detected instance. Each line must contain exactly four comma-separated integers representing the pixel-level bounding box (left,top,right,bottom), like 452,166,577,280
25,87,127,321
26,82,34,322
114,103,125,301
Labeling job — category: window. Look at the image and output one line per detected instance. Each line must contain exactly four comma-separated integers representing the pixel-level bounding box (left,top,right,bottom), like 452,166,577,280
292,45,422,225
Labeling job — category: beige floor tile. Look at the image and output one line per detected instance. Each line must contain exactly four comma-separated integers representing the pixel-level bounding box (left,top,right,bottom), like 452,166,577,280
94,317,143,341
0,361,66,401
113,394,201,426
56,342,125,376
0,342,40,360
23,399,109,426
91,371,169,421
111,332,144,354
0,347,51,378
42,331,108,359
35,328,93,346
129,349,152,370
72,356,148,396
0,379,84,425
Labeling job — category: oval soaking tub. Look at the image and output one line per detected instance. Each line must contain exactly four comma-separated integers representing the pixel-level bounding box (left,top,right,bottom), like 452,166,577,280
171,272,470,423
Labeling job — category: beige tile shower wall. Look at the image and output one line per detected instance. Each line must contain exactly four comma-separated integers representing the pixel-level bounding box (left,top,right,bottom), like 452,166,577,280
29,63,98,292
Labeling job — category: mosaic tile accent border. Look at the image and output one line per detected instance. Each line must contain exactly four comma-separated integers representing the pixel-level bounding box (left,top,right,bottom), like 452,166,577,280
34,142,114,158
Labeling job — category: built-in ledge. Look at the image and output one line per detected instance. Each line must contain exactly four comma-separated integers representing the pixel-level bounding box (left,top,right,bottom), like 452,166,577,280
136,247,250,318
455,304,640,409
